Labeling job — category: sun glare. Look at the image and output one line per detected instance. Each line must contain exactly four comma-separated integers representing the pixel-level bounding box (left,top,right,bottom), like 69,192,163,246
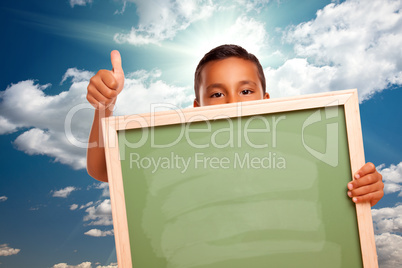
160,8,271,89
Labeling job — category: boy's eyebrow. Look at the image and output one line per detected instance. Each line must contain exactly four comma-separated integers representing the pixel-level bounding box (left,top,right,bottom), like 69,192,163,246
238,80,258,87
206,80,258,91
206,83,226,91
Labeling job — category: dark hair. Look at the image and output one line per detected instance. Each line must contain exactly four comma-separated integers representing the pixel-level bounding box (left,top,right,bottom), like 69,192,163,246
194,44,266,102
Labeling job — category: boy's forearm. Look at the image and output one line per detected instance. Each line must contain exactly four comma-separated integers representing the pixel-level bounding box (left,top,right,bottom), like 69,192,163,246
86,109,112,182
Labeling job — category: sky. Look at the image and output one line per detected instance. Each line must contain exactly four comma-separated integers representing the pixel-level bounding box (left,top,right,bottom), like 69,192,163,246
0,0,401,267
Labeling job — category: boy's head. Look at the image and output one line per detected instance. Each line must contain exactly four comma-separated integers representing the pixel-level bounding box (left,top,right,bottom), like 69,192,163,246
194,44,269,107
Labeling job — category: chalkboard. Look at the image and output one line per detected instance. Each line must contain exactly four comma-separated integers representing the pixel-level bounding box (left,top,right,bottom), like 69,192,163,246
102,89,377,268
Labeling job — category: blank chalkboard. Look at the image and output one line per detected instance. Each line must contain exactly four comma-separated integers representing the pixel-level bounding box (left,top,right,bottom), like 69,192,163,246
102,89,377,268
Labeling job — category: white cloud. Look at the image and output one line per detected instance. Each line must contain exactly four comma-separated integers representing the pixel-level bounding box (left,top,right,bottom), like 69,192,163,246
80,201,94,210
0,115,20,135
84,228,114,237
270,0,402,101
52,186,77,198
115,69,193,115
113,1,270,62
84,199,113,226
372,205,402,234
265,58,337,98
193,16,269,60
235,0,270,13
94,182,110,197
70,204,79,210
0,78,92,169
0,244,20,256
375,232,402,268
0,196,7,202
226,17,268,55
95,263,118,268
0,68,193,170
114,1,127,15
114,0,215,45
371,204,402,267
377,162,402,196
113,0,273,46
51,262,118,268
61,68,94,84
13,127,87,169
69,0,92,8
52,262,92,268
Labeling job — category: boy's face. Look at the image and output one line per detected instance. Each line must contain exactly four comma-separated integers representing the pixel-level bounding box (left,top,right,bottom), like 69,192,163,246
194,57,269,107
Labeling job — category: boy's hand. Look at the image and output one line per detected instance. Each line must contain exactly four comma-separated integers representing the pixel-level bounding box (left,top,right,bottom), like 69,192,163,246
347,162,384,207
87,50,124,111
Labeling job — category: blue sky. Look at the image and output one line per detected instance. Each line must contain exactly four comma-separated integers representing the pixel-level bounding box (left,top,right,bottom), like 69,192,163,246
0,0,401,267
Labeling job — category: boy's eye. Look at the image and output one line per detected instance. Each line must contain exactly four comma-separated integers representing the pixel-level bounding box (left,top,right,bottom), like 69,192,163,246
240,89,253,95
211,92,224,98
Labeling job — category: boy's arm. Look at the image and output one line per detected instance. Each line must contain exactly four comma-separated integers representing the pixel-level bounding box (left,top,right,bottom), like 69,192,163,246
86,50,124,182
347,162,384,207
87,108,112,182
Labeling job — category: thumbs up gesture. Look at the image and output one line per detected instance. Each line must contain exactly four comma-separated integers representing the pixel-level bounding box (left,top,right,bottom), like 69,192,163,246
87,50,125,111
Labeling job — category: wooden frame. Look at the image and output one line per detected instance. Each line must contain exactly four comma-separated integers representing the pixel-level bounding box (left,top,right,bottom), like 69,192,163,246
102,89,377,268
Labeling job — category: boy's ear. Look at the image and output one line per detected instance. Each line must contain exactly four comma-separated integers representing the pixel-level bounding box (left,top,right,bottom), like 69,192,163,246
264,92,270,99
193,99,200,107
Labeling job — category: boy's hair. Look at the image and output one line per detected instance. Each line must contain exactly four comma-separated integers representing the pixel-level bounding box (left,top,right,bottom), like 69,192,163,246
194,44,266,102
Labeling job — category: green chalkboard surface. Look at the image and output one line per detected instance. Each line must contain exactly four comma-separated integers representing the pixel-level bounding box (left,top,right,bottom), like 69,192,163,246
103,89,377,267
118,107,359,267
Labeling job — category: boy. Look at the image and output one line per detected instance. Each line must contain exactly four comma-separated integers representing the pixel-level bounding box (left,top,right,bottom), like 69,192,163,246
86,44,384,206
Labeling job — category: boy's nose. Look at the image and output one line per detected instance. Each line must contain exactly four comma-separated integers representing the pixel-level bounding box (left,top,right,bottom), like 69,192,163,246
226,93,239,104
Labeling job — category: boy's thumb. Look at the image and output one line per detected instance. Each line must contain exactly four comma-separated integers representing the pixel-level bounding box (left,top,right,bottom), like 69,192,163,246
111,50,124,77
